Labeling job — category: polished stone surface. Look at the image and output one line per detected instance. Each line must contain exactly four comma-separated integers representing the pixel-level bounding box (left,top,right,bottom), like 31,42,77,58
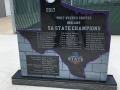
0,35,120,90
12,70,117,90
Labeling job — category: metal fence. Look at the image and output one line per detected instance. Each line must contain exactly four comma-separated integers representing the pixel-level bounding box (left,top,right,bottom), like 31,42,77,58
12,0,40,30
12,0,120,35
72,0,120,35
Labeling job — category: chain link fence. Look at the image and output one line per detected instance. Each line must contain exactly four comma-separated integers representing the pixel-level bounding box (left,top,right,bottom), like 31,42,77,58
12,0,40,30
72,0,120,35
12,0,120,34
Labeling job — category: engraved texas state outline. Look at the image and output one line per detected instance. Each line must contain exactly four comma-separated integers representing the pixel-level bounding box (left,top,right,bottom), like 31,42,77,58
18,0,110,78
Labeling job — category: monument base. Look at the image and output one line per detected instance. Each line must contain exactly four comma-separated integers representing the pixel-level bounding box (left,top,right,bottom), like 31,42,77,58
12,70,117,90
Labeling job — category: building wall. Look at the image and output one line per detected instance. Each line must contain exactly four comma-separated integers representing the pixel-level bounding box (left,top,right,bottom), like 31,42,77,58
0,0,11,17
0,0,6,18
4,0,11,16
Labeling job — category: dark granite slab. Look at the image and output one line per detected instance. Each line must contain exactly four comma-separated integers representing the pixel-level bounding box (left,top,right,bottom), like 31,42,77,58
12,70,117,90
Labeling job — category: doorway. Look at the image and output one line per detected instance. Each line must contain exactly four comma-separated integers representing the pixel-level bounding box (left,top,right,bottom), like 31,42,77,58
0,0,6,18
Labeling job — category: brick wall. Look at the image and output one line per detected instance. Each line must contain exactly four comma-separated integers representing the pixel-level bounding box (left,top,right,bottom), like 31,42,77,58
18,33,109,81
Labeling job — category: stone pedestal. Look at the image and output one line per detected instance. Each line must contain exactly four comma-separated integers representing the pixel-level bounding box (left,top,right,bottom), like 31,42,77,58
12,70,117,90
